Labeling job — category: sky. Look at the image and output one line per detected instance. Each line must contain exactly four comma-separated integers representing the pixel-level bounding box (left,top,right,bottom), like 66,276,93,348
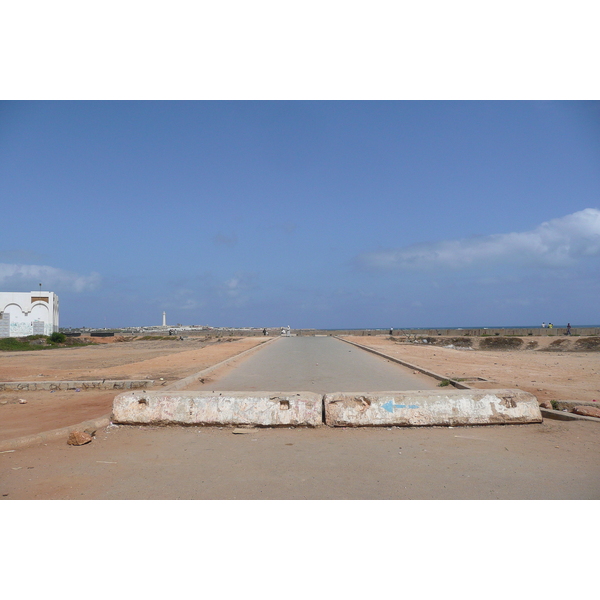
1,101,599,329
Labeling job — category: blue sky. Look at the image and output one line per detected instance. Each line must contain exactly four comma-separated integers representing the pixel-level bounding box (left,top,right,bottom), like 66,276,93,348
1,101,599,328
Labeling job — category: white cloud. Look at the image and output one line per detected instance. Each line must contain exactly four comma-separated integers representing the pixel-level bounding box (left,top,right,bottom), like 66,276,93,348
357,208,600,271
0,263,101,292
217,272,258,306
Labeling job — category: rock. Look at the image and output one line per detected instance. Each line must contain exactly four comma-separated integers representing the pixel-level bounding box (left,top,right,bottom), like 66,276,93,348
67,431,93,446
539,400,553,409
572,406,600,418
83,428,97,437
19,399,27,404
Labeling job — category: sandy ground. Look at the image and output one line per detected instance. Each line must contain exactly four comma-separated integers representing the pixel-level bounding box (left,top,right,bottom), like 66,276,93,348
2,418,599,500
0,336,269,441
342,335,600,404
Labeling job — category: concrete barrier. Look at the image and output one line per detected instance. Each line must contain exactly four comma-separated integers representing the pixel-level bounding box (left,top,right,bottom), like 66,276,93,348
112,391,323,427
324,389,542,427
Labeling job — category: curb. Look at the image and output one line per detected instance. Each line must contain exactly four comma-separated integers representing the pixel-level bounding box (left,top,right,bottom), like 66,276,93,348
0,379,154,391
0,414,112,452
540,408,600,422
335,337,472,389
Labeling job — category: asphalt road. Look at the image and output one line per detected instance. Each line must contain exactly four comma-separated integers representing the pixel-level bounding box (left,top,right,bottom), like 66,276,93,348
193,336,439,392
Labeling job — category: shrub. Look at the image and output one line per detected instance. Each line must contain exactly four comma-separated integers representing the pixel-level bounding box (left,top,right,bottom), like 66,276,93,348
574,337,600,351
479,337,523,350
49,332,66,344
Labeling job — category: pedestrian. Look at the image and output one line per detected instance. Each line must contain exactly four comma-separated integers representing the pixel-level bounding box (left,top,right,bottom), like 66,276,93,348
389,328,393,336
542,322,546,328
263,328,267,336
549,323,553,329
566,323,571,335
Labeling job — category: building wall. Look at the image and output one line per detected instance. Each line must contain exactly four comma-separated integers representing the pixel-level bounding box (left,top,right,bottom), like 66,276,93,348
0,291,59,337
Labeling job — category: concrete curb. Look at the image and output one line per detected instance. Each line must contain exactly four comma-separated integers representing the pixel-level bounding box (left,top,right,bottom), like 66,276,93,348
0,414,112,452
336,337,472,389
163,337,278,391
0,379,154,391
540,408,600,422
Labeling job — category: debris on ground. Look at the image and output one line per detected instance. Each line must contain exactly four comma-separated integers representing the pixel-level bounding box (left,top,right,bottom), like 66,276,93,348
572,406,600,418
67,431,93,446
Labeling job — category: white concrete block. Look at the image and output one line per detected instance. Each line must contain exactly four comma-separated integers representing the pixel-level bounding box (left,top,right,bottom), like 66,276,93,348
112,391,323,427
324,389,542,427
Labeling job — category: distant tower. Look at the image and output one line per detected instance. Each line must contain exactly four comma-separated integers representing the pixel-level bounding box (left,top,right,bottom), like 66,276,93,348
162,311,166,327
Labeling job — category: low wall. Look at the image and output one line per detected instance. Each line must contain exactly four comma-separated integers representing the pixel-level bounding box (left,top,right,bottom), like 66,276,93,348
295,328,600,337
0,379,154,391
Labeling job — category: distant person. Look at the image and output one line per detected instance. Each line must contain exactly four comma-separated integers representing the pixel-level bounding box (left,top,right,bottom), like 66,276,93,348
263,328,267,336
542,322,546,328
566,323,571,335
548,323,553,329
389,328,393,336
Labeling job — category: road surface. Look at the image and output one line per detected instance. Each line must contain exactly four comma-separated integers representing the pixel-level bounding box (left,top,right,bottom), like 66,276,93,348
192,336,439,392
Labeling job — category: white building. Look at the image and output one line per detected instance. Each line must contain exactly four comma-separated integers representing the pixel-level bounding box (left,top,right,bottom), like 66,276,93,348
0,291,59,337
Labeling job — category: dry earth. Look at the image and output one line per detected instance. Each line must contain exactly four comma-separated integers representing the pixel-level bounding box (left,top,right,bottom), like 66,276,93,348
342,335,600,405
0,336,268,441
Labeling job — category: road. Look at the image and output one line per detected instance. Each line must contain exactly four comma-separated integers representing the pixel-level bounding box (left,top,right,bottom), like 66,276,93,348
192,336,439,392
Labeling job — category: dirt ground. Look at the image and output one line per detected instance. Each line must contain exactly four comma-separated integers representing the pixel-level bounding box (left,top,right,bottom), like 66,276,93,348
343,335,600,405
2,418,599,500
0,336,268,441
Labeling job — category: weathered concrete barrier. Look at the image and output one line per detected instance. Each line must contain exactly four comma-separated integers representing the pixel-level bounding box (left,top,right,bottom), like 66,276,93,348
112,391,323,427
324,389,541,427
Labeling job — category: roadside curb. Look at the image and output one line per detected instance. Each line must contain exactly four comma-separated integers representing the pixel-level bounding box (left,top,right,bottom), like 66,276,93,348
335,337,471,389
540,408,600,422
0,414,112,452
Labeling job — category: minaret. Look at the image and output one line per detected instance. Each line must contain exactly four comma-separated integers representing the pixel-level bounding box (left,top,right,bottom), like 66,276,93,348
162,311,166,327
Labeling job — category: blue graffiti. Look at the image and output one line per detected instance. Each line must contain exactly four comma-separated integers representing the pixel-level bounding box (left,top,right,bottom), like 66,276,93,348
382,401,419,413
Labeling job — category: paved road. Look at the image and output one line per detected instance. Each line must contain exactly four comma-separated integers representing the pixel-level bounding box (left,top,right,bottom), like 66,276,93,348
193,336,439,392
